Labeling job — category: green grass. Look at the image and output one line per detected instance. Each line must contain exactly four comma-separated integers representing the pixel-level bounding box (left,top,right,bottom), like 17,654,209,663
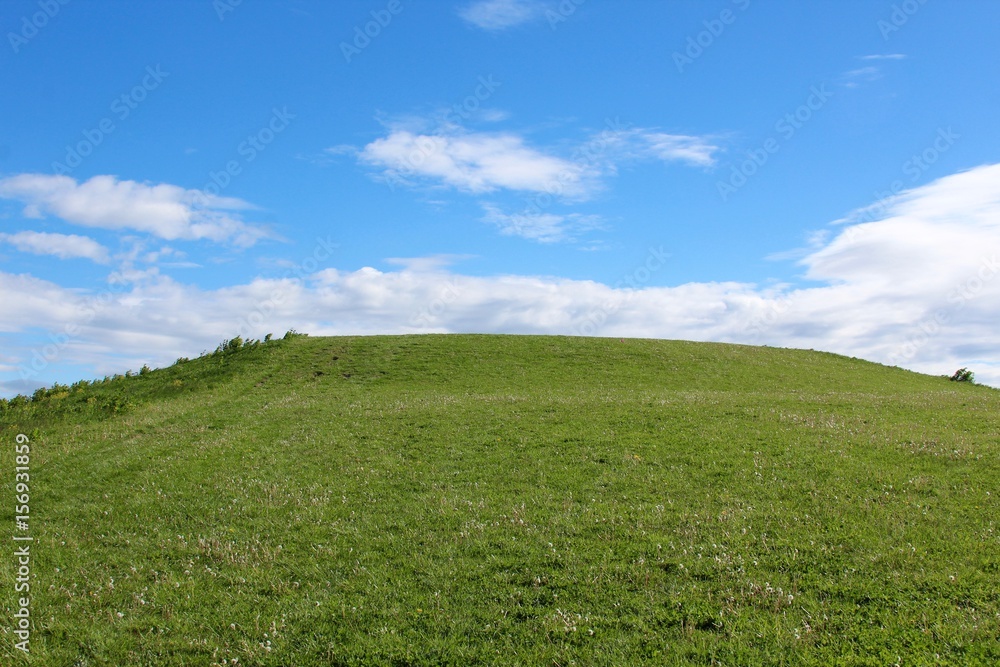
2,334,998,665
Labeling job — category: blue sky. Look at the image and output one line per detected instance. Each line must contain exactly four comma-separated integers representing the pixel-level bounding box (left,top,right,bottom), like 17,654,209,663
2,0,1000,395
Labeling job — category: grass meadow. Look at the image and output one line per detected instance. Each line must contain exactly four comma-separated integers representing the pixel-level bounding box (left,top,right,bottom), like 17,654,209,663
2,334,998,665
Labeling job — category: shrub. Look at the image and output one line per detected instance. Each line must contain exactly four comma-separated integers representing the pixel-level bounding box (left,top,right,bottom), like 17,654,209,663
950,368,975,383
103,394,134,413
140,364,152,375
214,336,246,355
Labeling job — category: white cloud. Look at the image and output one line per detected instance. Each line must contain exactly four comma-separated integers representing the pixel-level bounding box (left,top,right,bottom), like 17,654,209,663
323,144,357,157
4,164,1000,392
844,66,882,81
0,174,268,247
478,109,511,123
0,230,110,263
459,0,543,30
352,123,720,203
384,254,474,272
359,128,593,197
564,125,721,171
630,130,720,168
481,204,601,243
842,55,905,87
859,54,907,61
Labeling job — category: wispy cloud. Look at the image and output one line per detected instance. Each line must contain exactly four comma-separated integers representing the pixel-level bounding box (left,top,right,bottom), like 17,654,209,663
481,204,601,243
345,120,720,245
0,230,110,264
859,53,907,61
384,254,474,272
841,54,906,87
358,127,594,197
458,0,544,31
844,66,882,81
0,174,269,247
350,121,720,201
603,129,721,168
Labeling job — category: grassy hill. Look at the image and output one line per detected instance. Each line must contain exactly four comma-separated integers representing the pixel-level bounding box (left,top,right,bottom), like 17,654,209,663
2,334,998,665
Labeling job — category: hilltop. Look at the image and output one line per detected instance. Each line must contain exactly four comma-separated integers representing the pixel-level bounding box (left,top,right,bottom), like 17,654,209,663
2,334,998,665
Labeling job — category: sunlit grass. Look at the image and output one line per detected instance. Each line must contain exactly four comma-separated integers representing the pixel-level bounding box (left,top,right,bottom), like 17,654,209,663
2,334,998,665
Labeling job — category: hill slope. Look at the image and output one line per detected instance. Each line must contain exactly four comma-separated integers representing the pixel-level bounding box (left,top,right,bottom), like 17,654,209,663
2,334,999,665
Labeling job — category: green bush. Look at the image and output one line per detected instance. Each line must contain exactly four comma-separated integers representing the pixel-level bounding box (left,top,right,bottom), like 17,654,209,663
950,367,975,382
103,393,134,414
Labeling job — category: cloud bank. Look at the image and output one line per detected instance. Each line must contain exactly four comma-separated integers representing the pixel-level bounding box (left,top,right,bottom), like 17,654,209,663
0,174,268,247
2,163,999,394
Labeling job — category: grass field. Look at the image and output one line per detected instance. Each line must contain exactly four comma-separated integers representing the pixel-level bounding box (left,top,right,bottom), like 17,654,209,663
2,334,998,665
